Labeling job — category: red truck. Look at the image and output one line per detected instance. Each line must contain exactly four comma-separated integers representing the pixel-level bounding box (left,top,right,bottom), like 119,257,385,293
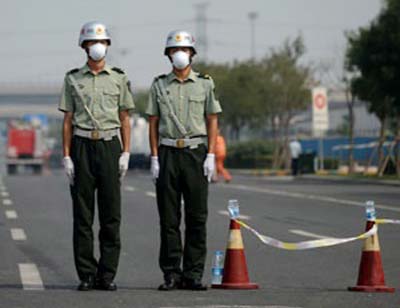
6,121,46,175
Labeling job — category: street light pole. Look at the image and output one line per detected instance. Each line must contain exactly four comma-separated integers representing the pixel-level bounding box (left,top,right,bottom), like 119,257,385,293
194,2,209,62
248,11,258,60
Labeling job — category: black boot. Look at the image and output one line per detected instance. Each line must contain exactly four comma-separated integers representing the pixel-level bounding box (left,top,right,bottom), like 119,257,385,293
158,275,181,291
180,278,207,291
77,276,95,291
95,279,117,291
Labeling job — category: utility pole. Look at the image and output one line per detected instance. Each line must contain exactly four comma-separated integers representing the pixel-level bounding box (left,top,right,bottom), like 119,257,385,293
248,11,258,60
194,2,209,62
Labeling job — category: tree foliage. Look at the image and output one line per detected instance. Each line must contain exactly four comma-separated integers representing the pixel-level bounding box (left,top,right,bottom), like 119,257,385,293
346,0,400,175
195,36,311,167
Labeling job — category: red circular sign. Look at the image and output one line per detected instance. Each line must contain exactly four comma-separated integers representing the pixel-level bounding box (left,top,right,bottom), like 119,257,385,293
314,93,326,109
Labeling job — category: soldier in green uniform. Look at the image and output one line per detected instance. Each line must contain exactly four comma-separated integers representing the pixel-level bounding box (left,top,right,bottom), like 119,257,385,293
59,21,135,291
146,30,222,291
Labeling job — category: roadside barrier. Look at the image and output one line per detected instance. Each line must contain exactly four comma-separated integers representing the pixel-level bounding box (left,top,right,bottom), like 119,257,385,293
216,200,399,292
230,203,399,251
234,219,377,250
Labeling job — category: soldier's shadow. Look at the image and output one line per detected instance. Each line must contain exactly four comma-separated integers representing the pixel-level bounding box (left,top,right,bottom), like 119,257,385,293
0,284,23,289
0,284,180,291
45,285,157,291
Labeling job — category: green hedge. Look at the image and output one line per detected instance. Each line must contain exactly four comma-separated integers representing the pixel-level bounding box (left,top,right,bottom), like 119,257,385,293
225,140,275,169
323,158,339,170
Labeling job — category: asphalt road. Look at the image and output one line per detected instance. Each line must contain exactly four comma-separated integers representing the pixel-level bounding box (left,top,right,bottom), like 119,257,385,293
0,170,399,308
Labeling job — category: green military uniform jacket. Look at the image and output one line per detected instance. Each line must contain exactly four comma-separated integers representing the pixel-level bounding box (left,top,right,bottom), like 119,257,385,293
146,70,222,139
59,64,135,130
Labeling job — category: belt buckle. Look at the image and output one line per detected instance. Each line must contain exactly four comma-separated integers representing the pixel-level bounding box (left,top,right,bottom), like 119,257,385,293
91,130,100,140
176,139,185,148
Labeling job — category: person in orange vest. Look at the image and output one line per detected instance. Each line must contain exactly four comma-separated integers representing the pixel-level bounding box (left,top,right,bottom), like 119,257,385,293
214,130,232,183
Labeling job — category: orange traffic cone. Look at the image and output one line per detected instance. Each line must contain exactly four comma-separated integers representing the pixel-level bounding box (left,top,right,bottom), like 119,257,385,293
212,219,258,289
348,220,395,292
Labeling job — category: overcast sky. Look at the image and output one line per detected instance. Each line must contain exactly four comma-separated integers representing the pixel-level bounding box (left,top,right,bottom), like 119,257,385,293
2,0,382,91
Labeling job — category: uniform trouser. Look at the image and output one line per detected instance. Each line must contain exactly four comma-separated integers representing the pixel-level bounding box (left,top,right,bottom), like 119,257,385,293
156,144,208,281
70,136,122,282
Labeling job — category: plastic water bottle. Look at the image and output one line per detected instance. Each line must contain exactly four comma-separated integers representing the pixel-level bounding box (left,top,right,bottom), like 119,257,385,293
365,200,376,221
211,250,224,285
228,199,240,219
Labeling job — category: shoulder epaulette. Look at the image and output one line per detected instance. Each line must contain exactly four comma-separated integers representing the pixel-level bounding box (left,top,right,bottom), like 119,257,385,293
67,68,79,75
155,74,167,81
198,73,211,80
112,67,125,74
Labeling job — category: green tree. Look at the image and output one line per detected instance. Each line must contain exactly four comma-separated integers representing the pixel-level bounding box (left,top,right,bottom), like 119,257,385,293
194,61,264,140
346,0,400,176
262,36,311,168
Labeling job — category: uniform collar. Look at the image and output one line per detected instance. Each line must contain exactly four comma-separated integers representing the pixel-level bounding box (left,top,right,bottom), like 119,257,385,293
81,63,112,75
167,69,198,83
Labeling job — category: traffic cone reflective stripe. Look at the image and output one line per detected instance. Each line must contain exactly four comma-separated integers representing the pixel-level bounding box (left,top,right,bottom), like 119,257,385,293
363,225,380,251
348,221,395,292
212,219,258,289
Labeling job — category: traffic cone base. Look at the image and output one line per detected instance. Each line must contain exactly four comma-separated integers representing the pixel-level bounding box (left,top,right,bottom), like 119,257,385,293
348,221,394,293
212,219,259,290
212,282,259,289
348,285,395,292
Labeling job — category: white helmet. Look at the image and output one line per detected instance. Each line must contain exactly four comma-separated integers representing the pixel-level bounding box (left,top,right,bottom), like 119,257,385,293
79,21,111,47
164,30,196,55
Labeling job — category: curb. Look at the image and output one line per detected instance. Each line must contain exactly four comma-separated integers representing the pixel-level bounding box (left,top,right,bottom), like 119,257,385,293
302,174,400,187
229,169,400,186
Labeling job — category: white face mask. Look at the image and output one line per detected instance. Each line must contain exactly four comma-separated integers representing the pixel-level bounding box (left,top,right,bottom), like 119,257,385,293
88,43,107,61
171,51,190,69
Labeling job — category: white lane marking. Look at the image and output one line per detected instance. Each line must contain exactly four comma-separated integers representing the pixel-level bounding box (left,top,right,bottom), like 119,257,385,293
221,183,400,213
11,228,27,241
146,191,156,198
218,210,251,221
124,185,136,192
3,199,13,206
160,306,302,308
5,210,18,219
289,229,336,240
18,263,44,291
1,191,9,197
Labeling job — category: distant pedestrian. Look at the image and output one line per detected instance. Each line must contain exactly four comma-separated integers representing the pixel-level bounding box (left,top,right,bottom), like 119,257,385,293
59,21,135,291
214,130,232,183
289,137,302,176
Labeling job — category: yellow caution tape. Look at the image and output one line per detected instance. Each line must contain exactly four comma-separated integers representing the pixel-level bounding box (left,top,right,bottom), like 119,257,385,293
234,219,378,250
376,218,400,225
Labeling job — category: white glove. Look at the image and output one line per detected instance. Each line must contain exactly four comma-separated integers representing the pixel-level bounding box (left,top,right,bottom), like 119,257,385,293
119,152,130,180
151,156,160,183
203,153,215,183
63,156,75,186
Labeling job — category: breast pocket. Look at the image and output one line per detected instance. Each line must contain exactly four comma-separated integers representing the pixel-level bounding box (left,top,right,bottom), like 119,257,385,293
189,95,206,119
102,88,120,108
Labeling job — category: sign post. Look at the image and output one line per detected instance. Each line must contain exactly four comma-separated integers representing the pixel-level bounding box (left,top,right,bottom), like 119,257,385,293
312,88,329,170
